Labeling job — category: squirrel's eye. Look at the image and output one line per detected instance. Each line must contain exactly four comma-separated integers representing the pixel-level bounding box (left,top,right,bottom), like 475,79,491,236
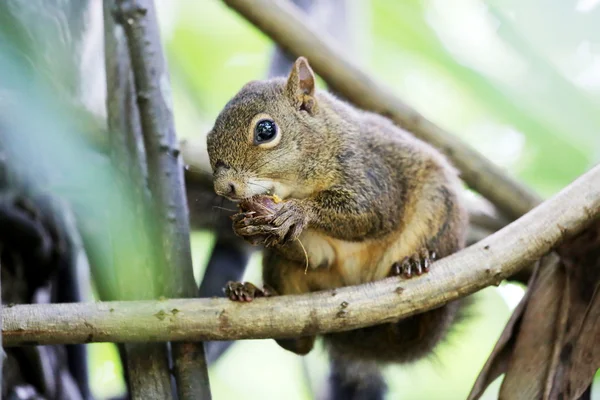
248,114,281,148
254,119,278,144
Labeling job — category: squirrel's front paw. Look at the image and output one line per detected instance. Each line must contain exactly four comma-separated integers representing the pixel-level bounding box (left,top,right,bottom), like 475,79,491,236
233,199,310,247
223,281,276,302
232,213,278,246
390,248,437,279
264,199,310,246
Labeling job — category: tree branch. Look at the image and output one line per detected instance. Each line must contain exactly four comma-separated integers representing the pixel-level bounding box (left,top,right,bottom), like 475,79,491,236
111,0,210,398
172,342,211,400
466,195,511,233
123,342,173,399
113,0,195,299
4,164,599,346
221,0,542,220
104,1,173,397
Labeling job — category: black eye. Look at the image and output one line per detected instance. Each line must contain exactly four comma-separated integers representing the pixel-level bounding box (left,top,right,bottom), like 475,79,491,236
254,119,278,144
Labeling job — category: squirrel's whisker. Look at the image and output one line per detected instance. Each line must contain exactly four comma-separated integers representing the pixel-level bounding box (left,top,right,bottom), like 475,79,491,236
296,238,310,275
246,150,287,172
213,196,226,221
212,205,237,212
248,182,271,192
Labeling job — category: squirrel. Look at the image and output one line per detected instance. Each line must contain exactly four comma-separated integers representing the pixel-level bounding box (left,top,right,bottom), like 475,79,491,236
206,56,469,370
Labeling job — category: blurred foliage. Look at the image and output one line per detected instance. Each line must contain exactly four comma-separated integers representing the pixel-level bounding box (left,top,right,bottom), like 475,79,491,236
0,0,173,303
1,0,599,399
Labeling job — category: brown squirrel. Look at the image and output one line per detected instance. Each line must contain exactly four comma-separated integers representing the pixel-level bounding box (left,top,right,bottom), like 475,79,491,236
206,57,469,368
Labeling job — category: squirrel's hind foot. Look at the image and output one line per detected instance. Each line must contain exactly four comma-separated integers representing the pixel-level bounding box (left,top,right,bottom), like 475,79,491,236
223,281,276,302
390,249,437,279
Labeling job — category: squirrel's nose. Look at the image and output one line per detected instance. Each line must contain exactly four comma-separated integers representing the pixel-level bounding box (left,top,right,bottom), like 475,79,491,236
215,180,239,198
227,183,237,196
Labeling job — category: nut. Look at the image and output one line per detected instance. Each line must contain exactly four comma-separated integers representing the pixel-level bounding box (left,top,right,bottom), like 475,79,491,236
239,194,283,217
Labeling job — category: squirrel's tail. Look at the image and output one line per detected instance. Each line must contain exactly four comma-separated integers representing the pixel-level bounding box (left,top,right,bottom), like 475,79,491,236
322,298,466,365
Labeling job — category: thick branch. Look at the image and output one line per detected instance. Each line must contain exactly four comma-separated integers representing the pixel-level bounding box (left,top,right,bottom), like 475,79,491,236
221,0,542,220
4,165,599,346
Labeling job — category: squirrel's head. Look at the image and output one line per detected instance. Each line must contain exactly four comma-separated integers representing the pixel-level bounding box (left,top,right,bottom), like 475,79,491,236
207,57,331,201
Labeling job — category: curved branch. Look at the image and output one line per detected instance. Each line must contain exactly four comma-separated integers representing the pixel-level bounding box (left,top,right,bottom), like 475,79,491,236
3,165,600,346
221,0,542,220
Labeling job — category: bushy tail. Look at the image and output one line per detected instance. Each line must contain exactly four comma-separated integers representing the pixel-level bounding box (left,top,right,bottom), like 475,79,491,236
326,358,387,400
323,299,465,365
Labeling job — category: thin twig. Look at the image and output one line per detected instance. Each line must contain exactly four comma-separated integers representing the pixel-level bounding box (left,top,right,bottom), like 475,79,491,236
221,0,542,220
4,164,599,346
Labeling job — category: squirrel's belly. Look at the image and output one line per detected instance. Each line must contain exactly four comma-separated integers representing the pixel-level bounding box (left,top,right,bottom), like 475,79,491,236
299,229,410,288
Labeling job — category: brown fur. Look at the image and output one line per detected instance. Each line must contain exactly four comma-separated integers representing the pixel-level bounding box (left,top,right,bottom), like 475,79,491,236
207,58,469,367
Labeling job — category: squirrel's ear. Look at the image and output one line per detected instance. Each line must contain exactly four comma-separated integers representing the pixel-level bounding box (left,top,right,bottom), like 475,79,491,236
286,57,317,113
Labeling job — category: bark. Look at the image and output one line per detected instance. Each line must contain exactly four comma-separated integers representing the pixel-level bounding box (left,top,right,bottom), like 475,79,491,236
123,343,173,399
172,342,211,400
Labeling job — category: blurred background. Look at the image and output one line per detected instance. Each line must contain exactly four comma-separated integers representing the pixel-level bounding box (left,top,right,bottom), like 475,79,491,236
1,0,599,399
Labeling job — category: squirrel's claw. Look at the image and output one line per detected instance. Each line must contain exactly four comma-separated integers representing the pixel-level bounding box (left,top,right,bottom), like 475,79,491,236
419,248,431,273
262,284,278,297
235,224,278,236
223,281,272,302
232,213,275,246
271,211,295,227
390,249,435,279
230,211,255,223
268,200,309,245
235,215,272,227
